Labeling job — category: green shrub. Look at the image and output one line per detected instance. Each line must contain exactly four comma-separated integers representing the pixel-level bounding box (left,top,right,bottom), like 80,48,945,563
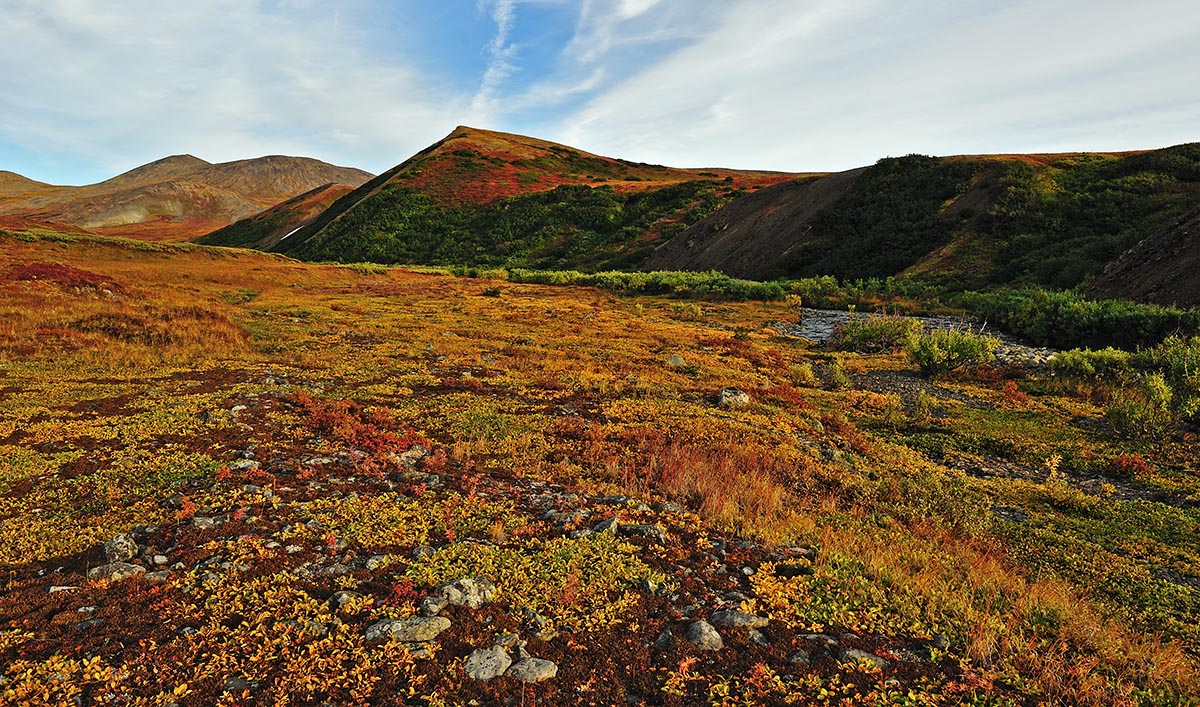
1050,347,1135,384
1135,335,1200,423
827,312,922,352
1106,373,1176,437
827,357,852,390
906,329,1000,378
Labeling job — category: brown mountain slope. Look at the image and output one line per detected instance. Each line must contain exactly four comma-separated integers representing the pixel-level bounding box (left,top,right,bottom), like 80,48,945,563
198,183,358,250
1090,206,1200,307
0,156,372,242
641,168,866,278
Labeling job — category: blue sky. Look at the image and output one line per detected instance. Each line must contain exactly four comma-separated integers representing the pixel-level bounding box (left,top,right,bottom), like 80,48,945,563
2,0,1197,185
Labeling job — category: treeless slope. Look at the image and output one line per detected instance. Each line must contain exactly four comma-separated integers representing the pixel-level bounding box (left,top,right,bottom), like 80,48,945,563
0,155,372,241
641,169,864,279
1090,206,1200,307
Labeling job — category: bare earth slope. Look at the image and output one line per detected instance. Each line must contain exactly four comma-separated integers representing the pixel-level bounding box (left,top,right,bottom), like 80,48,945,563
641,168,866,279
0,155,372,241
1090,206,1200,306
199,183,358,250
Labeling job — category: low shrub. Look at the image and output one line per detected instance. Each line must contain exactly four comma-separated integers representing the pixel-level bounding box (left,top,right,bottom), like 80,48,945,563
906,329,1000,378
826,312,922,352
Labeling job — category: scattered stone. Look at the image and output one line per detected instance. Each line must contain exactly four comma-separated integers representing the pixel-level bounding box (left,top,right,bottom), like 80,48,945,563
748,629,769,647
365,554,389,570
228,459,260,472
788,650,811,664
932,634,951,650
654,628,674,651
285,545,304,554
331,591,363,607
436,577,497,609
88,562,146,582
717,387,751,409
495,633,520,648
221,677,258,694
412,546,437,559
838,648,888,670
619,524,667,543
398,444,431,467
419,595,449,616
774,563,813,578
594,516,620,534
506,658,558,682
566,529,594,540
153,555,169,565
146,571,171,582
709,610,769,629
159,492,186,510
48,586,79,594
464,645,512,681
666,354,687,368
685,620,724,651
192,517,218,530
654,501,684,514
104,534,138,563
365,616,452,643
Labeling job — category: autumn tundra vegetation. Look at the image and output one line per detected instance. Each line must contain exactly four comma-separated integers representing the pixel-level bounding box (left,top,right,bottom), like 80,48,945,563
1,129,1199,706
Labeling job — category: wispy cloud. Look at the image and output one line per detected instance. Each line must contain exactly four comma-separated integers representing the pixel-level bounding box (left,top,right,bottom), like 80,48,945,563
470,0,520,117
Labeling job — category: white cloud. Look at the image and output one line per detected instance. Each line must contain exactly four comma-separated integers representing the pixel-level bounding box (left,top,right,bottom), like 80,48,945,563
549,0,1200,171
0,0,465,181
470,0,520,116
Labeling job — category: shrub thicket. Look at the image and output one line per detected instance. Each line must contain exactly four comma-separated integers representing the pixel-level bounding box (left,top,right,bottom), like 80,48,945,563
906,329,1000,378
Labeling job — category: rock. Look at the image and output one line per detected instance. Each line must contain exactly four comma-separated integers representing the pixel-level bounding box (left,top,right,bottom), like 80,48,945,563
330,591,363,607
506,658,558,682
653,628,674,650
685,620,724,651
412,545,437,560
48,585,79,593
619,524,667,543
88,562,146,581
398,444,431,467
654,501,684,514
838,648,888,670
464,645,512,681
145,571,171,582
788,650,811,664
419,595,449,616
365,616,452,643
748,629,769,647
774,563,813,578
104,534,138,563
228,459,260,472
709,610,769,629
159,492,186,509
666,354,687,368
221,677,258,694
192,516,218,530
593,516,620,534
436,577,497,609
566,529,594,540
365,554,389,570
932,634,951,650
717,387,751,409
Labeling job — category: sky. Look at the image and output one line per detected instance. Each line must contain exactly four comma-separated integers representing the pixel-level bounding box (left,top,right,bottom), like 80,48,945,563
2,0,1197,185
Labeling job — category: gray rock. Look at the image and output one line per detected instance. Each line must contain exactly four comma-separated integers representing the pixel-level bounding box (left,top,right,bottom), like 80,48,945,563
104,534,138,563
709,610,769,628
221,677,258,694
419,595,449,616
48,585,79,594
566,529,594,540
365,554,389,570
145,571,171,582
365,616,451,643
932,633,951,650
788,649,810,664
653,628,674,651
838,648,888,670
88,562,146,581
398,444,431,467
619,524,667,543
228,459,260,472
748,629,769,646
666,354,687,368
436,577,497,609
593,516,620,534
330,591,363,607
464,645,512,681
685,620,724,651
412,545,437,560
717,387,751,409
506,658,558,682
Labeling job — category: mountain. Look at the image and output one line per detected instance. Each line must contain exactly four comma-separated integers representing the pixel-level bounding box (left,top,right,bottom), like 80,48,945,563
645,145,1200,291
198,183,357,250
0,155,373,241
1089,205,1200,306
270,126,803,267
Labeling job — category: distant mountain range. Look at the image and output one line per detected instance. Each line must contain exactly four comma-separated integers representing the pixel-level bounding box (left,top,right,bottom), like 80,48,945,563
5,127,1198,306
0,155,371,241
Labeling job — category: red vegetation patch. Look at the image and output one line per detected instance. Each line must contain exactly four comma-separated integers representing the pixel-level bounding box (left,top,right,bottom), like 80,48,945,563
5,262,123,292
292,391,431,476
819,413,875,455
1110,453,1154,479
